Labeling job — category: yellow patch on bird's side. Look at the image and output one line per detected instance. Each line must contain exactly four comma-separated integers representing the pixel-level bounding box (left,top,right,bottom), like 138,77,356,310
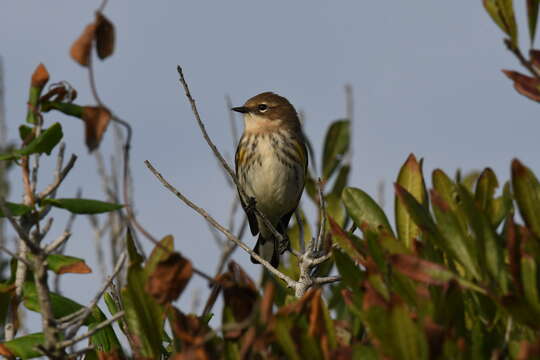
292,139,307,166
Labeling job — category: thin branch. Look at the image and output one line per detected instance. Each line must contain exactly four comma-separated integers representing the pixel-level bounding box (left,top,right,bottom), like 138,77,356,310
144,160,296,289
314,276,341,285
64,252,126,338
0,245,32,267
58,311,124,350
38,154,77,200
0,197,40,254
504,39,540,79
44,231,71,254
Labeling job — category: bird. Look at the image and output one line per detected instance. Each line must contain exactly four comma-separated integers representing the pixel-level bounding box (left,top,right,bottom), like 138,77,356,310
233,92,308,268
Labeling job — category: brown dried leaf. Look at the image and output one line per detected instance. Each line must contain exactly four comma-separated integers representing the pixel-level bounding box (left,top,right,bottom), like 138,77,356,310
239,326,257,359
219,261,258,322
70,23,97,66
260,281,275,324
95,12,115,59
362,281,389,310
170,348,209,360
40,83,78,103
57,261,92,274
308,289,323,338
31,63,49,89
503,70,540,102
517,339,540,360
82,106,112,152
0,344,13,357
169,307,207,346
97,349,123,360
146,252,193,304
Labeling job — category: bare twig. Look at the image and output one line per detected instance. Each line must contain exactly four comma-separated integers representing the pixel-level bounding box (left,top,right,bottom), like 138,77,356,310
144,160,296,288
38,154,77,200
64,252,126,338
43,231,71,254
58,311,124,350
504,39,540,79
0,245,32,267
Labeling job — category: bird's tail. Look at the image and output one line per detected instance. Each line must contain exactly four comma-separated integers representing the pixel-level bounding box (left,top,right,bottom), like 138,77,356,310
251,234,279,268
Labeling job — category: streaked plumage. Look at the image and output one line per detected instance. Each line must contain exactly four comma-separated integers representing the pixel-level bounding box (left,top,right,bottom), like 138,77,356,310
233,92,308,268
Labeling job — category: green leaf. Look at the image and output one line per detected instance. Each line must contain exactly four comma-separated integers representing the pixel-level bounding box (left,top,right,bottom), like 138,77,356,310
395,154,427,249
328,215,365,264
0,333,45,359
331,164,351,197
275,317,301,360
0,202,32,217
23,282,93,322
483,0,518,47
394,183,440,241
334,249,365,289
528,0,540,43
431,190,482,280
0,123,63,161
322,120,350,180
121,230,164,358
343,187,393,235
475,168,498,214
42,198,123,214
512,159,540,238
457,185,504,288
19,125,33,142
46,254,92,274
41,101,84,118
521,256,540,314
390,304,429,360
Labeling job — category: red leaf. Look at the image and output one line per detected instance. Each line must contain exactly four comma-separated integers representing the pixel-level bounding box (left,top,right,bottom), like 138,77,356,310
57,261,92,275
390,253,450,285
502,70,540,102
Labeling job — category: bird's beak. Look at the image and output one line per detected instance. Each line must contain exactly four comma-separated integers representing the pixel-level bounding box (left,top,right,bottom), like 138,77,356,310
231,106,249,114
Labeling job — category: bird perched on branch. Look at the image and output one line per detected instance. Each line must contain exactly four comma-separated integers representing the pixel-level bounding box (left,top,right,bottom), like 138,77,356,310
233,92,308,268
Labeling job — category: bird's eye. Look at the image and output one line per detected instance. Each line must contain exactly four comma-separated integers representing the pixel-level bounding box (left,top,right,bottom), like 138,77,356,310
257,104,268,112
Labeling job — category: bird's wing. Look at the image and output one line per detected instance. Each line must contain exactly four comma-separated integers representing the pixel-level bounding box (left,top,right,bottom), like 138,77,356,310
235,136,259,236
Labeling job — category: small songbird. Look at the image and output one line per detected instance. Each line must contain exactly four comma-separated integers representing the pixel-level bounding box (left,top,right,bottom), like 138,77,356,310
233,92,308,268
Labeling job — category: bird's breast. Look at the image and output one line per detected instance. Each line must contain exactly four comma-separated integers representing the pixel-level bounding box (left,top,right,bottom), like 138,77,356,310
239,132,304,221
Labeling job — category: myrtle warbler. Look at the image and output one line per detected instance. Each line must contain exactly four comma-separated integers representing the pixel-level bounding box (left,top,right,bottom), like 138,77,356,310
233,92,308,268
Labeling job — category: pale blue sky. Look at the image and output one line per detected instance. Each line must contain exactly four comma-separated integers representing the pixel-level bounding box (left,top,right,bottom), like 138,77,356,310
2,0,540,334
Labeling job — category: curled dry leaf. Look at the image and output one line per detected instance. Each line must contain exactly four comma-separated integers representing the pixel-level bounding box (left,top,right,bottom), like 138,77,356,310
82,106,112,152
218,261,258,323
70,23,97,67
146,252,193,304
40,82,78,103
95,12,115,60
31,63,49,89
502,70,540,102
